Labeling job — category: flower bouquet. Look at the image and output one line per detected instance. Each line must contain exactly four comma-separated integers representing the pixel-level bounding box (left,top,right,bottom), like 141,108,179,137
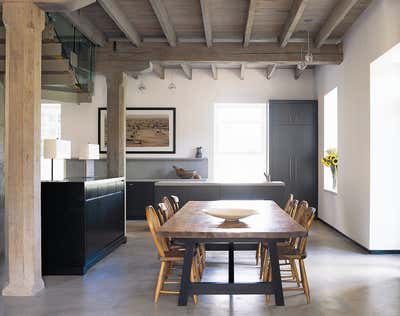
322,148,338,190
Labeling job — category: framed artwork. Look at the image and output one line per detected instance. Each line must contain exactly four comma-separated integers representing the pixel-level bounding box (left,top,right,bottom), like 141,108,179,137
98,107,176,154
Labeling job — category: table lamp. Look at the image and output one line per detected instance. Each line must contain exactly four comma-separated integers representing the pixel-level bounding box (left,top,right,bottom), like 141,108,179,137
79,144,100,178
43,139,71,181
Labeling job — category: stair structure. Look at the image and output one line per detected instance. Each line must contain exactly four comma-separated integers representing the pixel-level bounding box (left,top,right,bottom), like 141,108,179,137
0,14,94,104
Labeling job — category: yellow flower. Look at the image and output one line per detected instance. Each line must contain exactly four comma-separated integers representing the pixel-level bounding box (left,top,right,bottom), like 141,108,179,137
321,158,330,167
332,158,338,166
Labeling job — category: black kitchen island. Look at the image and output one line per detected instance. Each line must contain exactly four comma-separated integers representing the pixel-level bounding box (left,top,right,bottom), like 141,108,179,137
41,177,126,275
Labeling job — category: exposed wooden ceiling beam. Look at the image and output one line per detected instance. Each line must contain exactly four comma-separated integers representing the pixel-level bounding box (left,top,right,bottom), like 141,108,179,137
240,63,245,80
97,0,141,47
266,64,277,79
294,66,306,80
243,0,257,47
96,42,343,73
181,63,192,80
211,64,217,80
151,63,165,79
148,0,177,47
61,11,106,46
32,0,95,11
280,0,309,47
200,0,213,47
315,0,358,48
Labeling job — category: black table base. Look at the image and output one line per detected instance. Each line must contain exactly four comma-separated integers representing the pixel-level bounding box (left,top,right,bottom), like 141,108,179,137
177,238,285,306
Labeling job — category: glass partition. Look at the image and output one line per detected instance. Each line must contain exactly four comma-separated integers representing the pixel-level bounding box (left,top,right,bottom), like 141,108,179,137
47,13,95,93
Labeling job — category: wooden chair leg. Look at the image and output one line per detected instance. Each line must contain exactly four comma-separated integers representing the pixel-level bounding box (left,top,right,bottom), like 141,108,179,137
260,247,267,279
256,243,261,265
155,261,168,303
299,259,310,304
290,259,301,287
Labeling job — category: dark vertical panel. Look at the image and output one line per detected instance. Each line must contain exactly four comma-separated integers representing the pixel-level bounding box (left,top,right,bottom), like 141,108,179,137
269,100,318,208
0,82,4,257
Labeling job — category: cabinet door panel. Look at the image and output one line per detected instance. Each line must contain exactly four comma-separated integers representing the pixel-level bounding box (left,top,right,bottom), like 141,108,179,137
269,100,317,208
126,182,155,220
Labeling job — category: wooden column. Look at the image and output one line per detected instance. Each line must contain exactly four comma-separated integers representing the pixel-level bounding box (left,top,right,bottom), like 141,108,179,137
106,72,126,178
2,1,45,296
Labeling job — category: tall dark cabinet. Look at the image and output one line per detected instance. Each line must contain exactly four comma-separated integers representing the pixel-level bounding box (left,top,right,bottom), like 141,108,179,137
269,100,318,208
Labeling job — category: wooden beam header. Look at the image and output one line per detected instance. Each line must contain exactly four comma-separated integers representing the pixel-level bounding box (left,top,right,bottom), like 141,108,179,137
96,42,343,73
280,0,308,47
149,0,177,47
97,0,141,47
315,0,358,48
61,11,106,46
200,0,213,47
243,0,257,47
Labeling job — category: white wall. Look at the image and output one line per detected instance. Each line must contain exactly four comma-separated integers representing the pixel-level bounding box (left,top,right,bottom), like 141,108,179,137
370,46,400,250
61,68,316,178
315,0,400,250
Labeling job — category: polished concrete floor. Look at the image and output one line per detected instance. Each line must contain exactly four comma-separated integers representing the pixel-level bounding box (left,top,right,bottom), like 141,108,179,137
0,220,399,316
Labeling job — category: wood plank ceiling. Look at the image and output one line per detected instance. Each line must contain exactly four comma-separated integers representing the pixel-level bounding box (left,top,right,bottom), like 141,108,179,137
75,0,372,79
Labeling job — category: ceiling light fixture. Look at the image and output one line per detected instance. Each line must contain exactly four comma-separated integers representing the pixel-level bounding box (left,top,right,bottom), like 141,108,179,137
297,31,313,71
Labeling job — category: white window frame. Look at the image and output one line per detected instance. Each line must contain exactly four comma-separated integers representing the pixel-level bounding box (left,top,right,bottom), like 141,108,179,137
323,88,338,192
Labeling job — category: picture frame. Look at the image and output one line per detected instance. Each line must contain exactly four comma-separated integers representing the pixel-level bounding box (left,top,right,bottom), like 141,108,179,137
98,107,176,154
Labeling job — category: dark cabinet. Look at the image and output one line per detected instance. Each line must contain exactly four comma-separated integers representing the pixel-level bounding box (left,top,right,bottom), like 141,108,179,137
154,184,285,207
41,178,126,275
269,100,318,208
126,181,155,220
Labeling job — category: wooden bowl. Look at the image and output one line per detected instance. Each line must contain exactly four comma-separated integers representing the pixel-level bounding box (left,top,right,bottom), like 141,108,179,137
202,208,258,222
173,166,197,179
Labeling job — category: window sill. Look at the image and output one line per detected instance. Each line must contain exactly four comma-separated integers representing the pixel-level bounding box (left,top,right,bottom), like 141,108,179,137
323,188,337,195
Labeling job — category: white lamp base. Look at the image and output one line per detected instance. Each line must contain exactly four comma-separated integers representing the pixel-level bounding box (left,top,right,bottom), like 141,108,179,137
84,160,95,178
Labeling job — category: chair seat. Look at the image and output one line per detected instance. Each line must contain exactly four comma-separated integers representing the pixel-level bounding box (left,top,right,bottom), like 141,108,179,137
161,249,186,261
277,245,307,259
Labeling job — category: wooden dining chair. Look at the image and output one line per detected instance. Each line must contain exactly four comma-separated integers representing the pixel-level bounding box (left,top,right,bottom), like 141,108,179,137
283,194,294,214
170,195,180,213
159,199,174,221
146,205,199,304
258,198,299,267
260,200,306,280
160,197,206,276
262,206,317,304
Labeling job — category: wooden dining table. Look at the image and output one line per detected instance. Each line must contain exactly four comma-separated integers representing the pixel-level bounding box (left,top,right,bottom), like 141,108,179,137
157,200,307,306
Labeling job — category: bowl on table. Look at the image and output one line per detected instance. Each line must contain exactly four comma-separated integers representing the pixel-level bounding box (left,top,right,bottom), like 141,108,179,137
202,208,258,222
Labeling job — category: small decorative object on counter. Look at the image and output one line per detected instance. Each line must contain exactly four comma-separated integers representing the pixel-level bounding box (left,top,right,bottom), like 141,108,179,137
195,146,203,158
193,174,202,180
173,165,198,179
321,148,338,190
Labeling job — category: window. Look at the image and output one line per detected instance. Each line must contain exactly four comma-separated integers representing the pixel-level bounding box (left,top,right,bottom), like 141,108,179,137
214,103,266,182
323,88,338,191
41,103,63,180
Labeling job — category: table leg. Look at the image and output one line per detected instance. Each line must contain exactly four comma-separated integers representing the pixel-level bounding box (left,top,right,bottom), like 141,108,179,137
268,240,284,306
228,242,234,283
178,240,195,306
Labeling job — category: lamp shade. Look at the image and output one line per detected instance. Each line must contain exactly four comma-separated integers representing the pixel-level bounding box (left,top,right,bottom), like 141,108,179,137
79,144,100,160
43,139,71,159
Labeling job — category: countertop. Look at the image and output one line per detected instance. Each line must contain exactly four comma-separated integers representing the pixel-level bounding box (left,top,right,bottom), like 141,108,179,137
154,180,285,186
42,177,125,183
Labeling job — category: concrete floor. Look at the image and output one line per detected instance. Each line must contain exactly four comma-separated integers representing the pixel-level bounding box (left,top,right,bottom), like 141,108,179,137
0,220,399,316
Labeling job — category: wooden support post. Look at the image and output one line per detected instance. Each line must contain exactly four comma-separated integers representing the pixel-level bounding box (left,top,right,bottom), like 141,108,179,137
106,72,127,178
2,1,45,296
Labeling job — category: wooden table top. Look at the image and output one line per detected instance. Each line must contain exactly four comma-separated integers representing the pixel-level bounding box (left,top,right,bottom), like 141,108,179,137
158,200,307,239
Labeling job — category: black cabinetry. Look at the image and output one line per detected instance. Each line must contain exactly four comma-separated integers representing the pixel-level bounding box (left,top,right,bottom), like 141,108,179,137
41,177,126,275
269,100,318,207
126,181,155,220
